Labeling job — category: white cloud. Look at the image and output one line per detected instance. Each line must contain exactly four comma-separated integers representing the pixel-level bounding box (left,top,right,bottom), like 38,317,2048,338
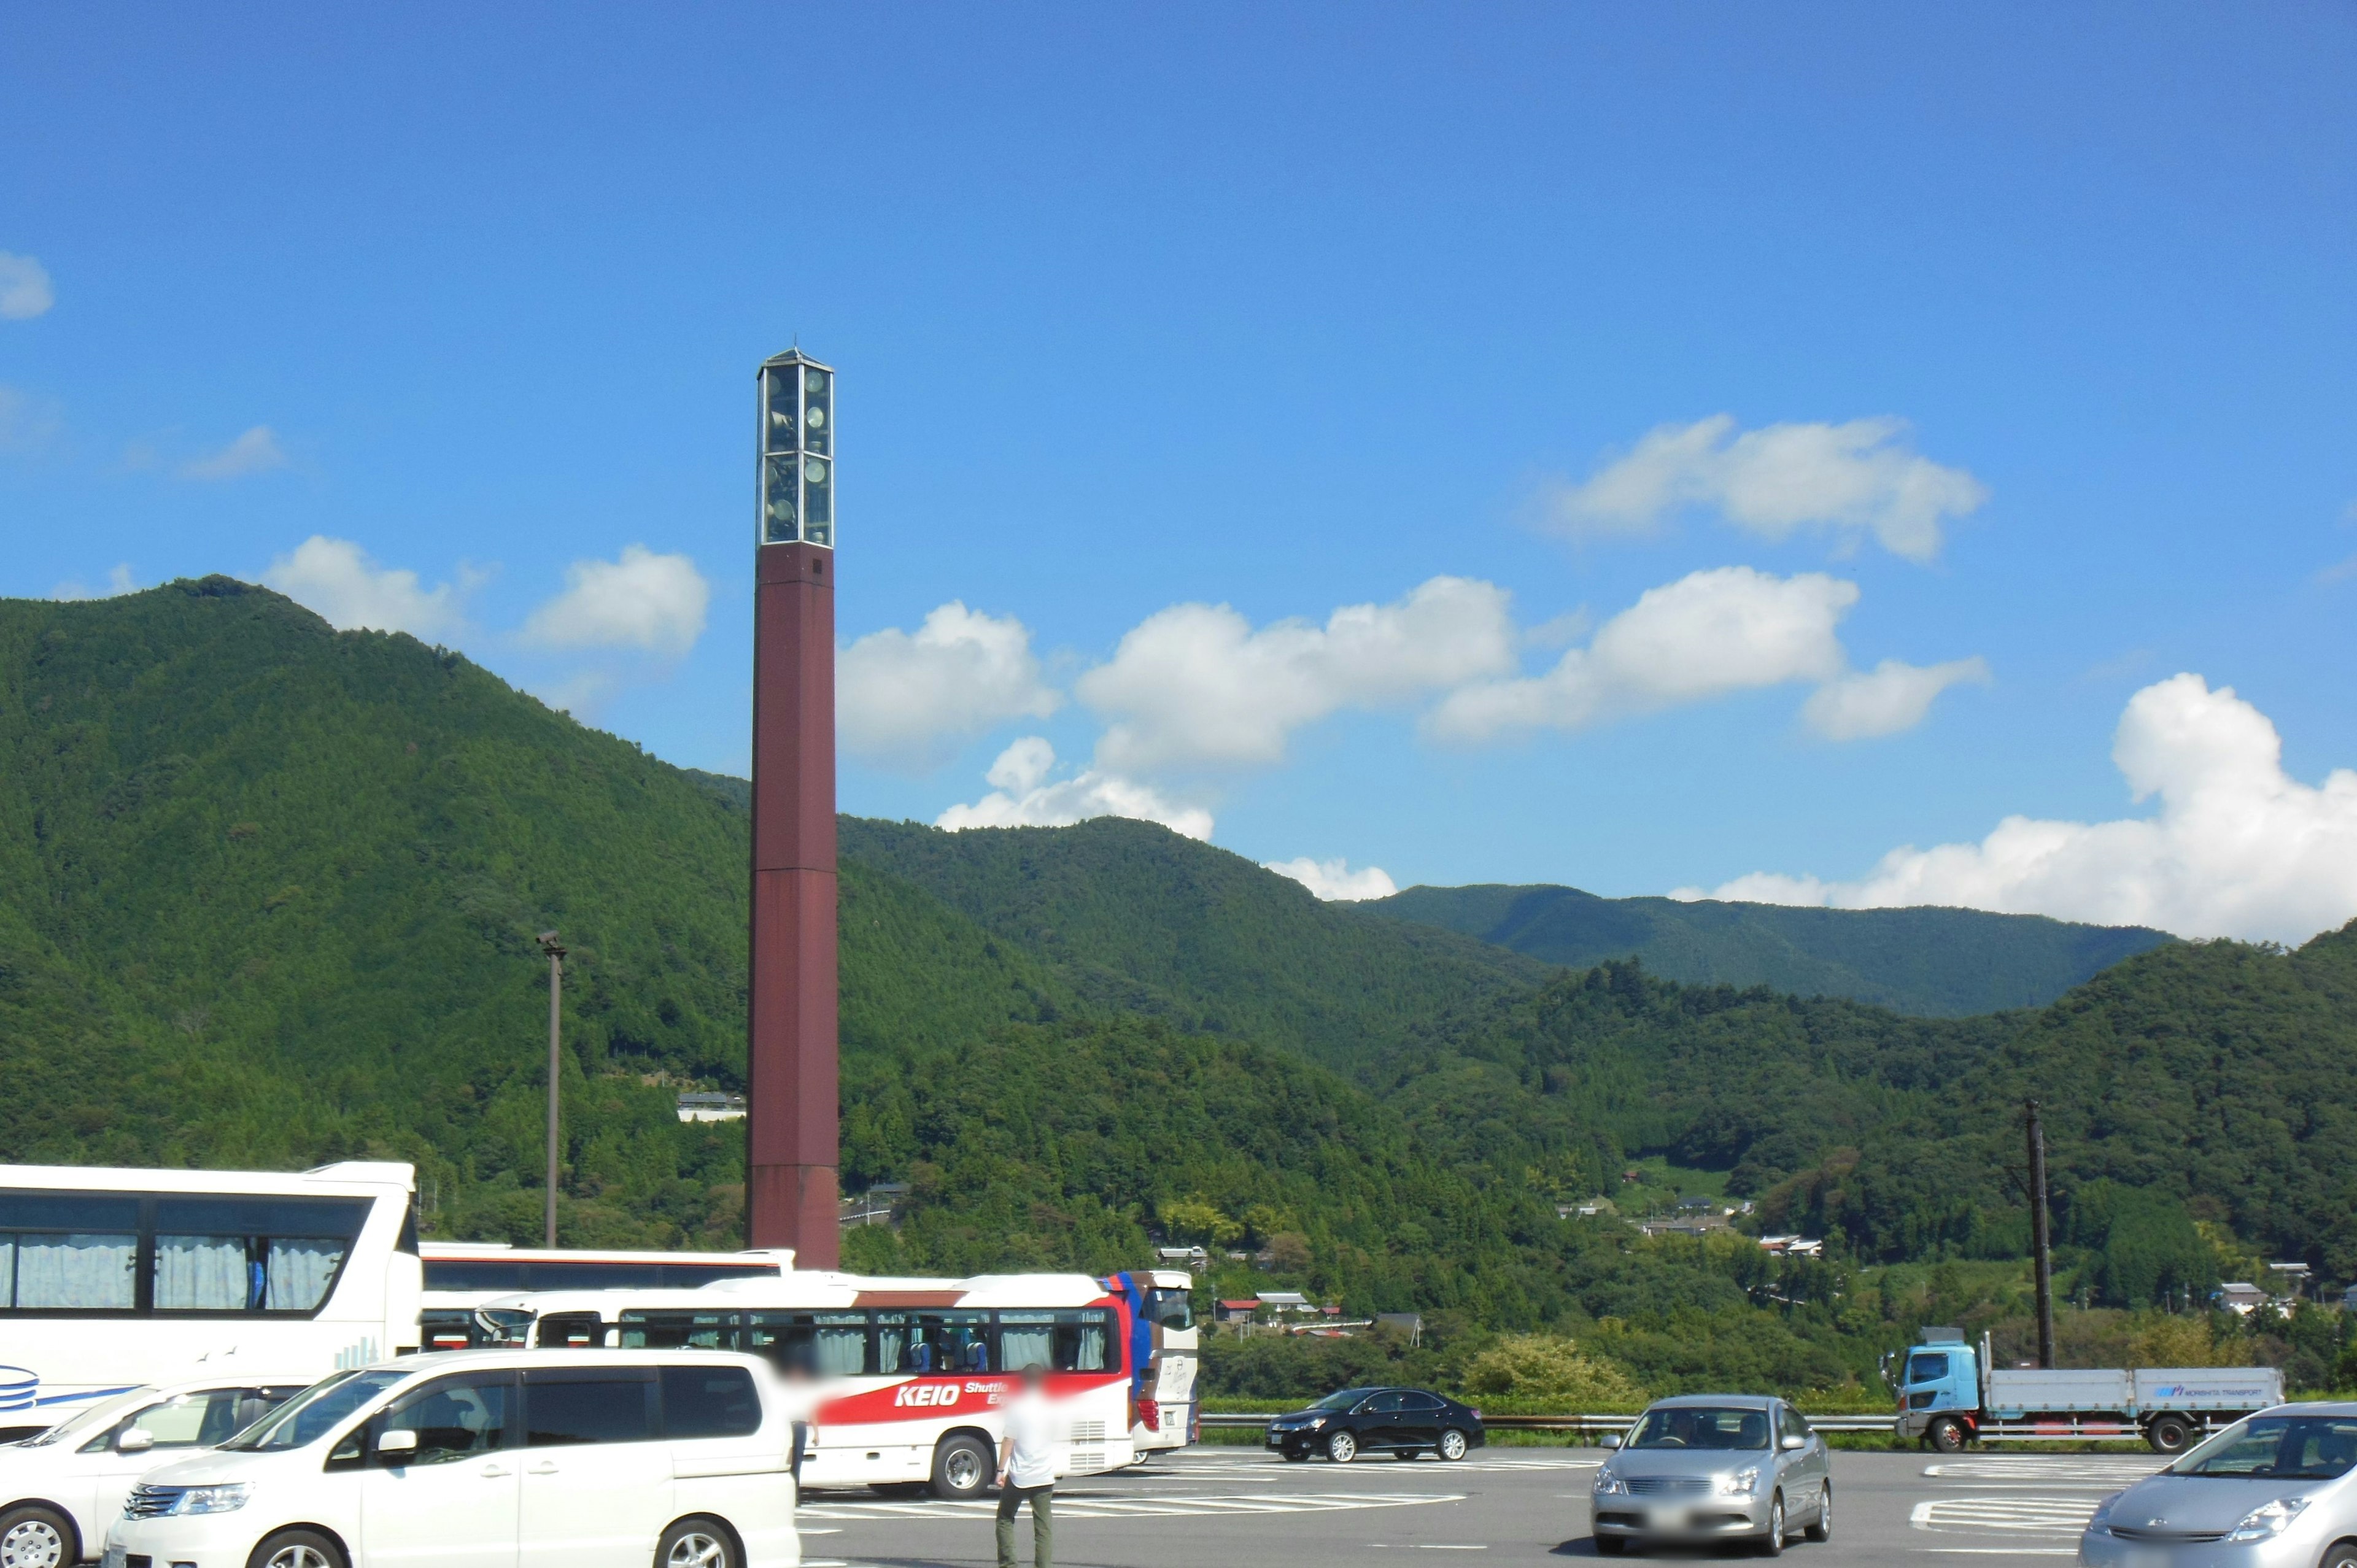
1680,673,2357,943
180,425,288,481
522,545,708,657
937,736,1213,840
1077,576,1518,772
0,385,63,450
1543,415,1989,562
0,253,53,320
264,535,470,639
1430,566,1858,743
1264,857,1398,901
838,601,1062,770
1802,656,1991,740
52,564,137,601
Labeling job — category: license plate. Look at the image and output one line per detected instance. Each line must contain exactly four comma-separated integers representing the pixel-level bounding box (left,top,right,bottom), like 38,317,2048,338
1647,1509,1687,1531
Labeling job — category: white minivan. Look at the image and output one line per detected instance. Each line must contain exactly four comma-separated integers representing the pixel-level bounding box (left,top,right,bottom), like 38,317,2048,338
99,1350,800,1568
1,1375,312,1566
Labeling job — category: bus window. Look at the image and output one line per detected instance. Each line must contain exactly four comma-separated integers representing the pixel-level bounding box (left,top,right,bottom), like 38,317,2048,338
1000,1310,1117,1374
152,1196,369,1312
744,1311,869,1377
536,1311,606,1348
1144,1289,1194,1331
908,1311,993,1374
1,1193,141,1310
618,1310,736,1350
874,1313,910,1373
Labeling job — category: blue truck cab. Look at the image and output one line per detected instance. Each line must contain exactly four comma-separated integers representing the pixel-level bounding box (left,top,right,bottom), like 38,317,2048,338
1898,1329,1976,1444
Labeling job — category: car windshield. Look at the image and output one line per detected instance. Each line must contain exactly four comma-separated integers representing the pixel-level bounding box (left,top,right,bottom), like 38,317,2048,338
1628,1407,1772,1451
17,1389,158,1448
2170,1416,2357,1481
220,1369,404,1452
1314,1388,1377,1412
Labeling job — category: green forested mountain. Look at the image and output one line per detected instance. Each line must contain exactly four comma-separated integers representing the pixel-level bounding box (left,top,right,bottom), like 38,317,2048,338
6,579,2354,1396
1364,881,2172,1016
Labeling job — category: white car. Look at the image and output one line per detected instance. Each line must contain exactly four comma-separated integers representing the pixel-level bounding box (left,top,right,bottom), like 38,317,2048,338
1,1375,311,1567
100,1349,800,1568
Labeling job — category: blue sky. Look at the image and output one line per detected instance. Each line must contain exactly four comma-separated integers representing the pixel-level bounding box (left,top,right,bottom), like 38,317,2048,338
5,5,2355,938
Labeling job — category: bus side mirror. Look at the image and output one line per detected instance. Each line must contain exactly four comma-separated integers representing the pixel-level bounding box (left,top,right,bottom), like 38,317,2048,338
1598,1432,1622,1450
376,1429,419,1459
117,1428,154,1454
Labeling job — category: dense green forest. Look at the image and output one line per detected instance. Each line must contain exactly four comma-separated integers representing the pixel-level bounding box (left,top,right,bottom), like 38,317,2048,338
1365,882,2171,1016
5,579,2353,1398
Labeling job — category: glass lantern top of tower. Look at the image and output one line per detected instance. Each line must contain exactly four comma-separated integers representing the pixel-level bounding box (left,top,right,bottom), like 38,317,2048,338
758,349,834,549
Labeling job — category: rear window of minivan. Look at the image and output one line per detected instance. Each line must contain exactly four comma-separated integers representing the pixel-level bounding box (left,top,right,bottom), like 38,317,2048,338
662,1366,761,1439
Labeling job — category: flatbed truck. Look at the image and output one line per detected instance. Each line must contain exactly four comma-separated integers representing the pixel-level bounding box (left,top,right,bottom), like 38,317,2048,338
1895,1327,2285,1454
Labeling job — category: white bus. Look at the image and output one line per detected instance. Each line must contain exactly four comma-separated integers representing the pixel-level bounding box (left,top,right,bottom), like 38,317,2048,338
479,1271,1147,1499
0,1162,420,1437
416,1242,793,1349
1119,1269,1201,1455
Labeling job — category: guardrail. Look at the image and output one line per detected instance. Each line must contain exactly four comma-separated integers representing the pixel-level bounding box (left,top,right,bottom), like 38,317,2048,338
1200,1412,1897,1435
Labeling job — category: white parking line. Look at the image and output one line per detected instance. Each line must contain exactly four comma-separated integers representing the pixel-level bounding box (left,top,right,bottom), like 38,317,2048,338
1924,1459,2159,1483
802,1489,1467,1521
1910,1495,2100,1534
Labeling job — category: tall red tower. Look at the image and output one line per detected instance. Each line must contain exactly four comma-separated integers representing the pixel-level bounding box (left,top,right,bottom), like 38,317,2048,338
746,347,839,1266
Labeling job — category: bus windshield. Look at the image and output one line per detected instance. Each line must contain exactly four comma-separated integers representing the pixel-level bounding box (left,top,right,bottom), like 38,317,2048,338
221,1369,404,1452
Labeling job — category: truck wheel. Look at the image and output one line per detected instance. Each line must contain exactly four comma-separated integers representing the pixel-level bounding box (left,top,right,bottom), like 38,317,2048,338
1926,1417,1966,1454
2146,1416,2193,1454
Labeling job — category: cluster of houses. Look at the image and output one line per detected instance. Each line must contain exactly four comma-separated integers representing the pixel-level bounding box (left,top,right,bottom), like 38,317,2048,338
1552,1194,1827,1257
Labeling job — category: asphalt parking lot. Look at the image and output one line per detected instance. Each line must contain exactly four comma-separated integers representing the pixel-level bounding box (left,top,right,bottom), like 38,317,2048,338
797,1445,2164,1567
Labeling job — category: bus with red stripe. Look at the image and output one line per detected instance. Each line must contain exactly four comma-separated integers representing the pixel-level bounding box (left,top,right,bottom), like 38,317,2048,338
476,1270,1160,1500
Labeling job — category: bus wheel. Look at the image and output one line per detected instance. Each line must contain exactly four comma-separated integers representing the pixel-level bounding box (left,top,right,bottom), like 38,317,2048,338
1926,1418,1966,1454
1,1504,77,1568
2146,1416,2193,1454
932,1434,994,1500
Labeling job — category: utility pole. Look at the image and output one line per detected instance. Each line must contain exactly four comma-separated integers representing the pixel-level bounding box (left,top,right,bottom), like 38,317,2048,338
538,931,567,1248
2026,1098,2057,1369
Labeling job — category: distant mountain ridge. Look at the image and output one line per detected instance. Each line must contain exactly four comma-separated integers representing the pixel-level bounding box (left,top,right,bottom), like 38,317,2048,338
1361,882,2172,1017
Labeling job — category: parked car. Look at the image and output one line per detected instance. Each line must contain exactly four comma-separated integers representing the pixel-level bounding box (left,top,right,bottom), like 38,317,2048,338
100,1348,801,1568
0,1373,311,1568
2077,1404,2357,1568
1589,1394,1832,1557
1264,1386,1486,1463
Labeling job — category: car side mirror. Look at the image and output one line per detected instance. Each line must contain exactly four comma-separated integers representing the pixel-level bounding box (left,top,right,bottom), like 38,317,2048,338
1599,1432,1622,1450
376,1428,419,1459
116,1427,155,1454
1781,1434,1805,1451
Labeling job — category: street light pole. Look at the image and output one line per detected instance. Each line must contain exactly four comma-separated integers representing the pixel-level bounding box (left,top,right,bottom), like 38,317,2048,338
538,931,568,1248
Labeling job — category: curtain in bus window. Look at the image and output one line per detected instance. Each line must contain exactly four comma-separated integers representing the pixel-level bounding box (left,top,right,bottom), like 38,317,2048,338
1056,1310,1110,1372
619,1311,736,1350
264,1238,347,1310
743,1313,867,1377
875,1313,912,1373
154,1235,250,1309
12,1232,137,1308
997,1312,1054,1375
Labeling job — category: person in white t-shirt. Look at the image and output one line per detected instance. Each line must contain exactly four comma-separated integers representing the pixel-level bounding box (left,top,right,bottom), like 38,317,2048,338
996,1362,1056,1568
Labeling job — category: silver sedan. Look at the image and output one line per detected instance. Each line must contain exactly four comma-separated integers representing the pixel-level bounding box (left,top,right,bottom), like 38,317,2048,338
2078,1404,2357,1567
1589,1394,1833,1556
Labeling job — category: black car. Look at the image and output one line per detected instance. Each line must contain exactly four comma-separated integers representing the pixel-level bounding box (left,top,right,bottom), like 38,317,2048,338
1265,1386,1488,1463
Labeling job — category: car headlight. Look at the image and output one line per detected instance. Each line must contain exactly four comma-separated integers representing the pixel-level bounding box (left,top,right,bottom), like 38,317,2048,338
1716,1467,1761,1497
1593,1470,1628,1496
169,1484,251,1516
1307,1416,1326,1429
2226,1497,2310,1542
2084,1491,2121,1535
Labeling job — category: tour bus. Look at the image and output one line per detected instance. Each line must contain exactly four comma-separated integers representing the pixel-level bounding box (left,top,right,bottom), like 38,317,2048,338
416,1241,793,1350
0,1162,420,1437
1119,1269,1201,1456
478,1271,1150,1498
